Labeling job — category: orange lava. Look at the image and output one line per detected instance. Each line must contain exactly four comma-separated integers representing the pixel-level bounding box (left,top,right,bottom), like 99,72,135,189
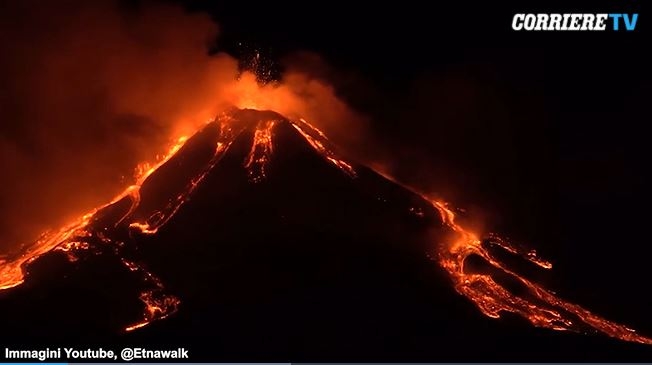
1,109,651,345
244,120,277,182
121,258,180,332
429,199,652,345
291,118,356,177
368,166,652,345
0,116,239,331
0,213,95,290
0,133,190,290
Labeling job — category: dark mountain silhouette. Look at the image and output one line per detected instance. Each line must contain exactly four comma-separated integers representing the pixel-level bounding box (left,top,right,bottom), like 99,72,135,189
1,109,651,362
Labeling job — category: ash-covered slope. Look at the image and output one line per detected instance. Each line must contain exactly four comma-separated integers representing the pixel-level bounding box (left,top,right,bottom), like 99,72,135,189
0,109,651,361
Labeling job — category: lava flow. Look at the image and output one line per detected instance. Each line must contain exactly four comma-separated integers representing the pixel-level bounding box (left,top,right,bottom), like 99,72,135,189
245,120,277,183
367,164,652,345
430,200,652,344
0,113,240,331
0,108,651,346
0,133,191,292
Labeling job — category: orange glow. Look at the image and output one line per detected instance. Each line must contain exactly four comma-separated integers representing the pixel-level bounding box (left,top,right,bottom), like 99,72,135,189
225,72,303,113
121,258,180,333
368,166,651,344
429,199,652,344
291,118,356,177
1,107,651,344
0,132,193,291
128,121,237,236
0,116,238,330
244,120,277,183
0,214,94,290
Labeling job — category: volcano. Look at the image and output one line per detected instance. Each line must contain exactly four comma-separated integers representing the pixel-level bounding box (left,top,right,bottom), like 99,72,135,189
1,109,651,361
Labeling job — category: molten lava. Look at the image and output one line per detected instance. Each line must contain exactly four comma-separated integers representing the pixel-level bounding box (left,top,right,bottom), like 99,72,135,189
367,167,652,345
245,120,277,182
430,199,652,345
291,118,356,177
0,114,238,330
0,108,650,346
121,258,180,332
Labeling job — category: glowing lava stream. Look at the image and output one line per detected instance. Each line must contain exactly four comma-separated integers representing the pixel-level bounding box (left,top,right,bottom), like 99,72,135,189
244,120,277,183
432,199,652,344
289,119,652,345
369,168,652,345
291,118,356,177
0,134,190,292
0,114,240,331
0,110,651,345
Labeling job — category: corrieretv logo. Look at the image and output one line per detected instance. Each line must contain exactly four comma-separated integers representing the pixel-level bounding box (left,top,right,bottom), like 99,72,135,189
512,13,638,31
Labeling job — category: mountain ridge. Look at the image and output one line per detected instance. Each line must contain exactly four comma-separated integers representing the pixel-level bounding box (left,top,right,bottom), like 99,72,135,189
1,108,651,361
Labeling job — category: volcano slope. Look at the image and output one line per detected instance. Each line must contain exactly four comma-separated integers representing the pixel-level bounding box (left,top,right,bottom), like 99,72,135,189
0,109,651,361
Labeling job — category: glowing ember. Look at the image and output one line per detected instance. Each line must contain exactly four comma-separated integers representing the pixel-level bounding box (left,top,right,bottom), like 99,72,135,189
0,214,95,290
244,120,277,183
485,233,553,270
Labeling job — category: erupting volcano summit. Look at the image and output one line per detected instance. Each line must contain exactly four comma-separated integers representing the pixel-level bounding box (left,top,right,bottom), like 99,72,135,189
0,108,651,360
